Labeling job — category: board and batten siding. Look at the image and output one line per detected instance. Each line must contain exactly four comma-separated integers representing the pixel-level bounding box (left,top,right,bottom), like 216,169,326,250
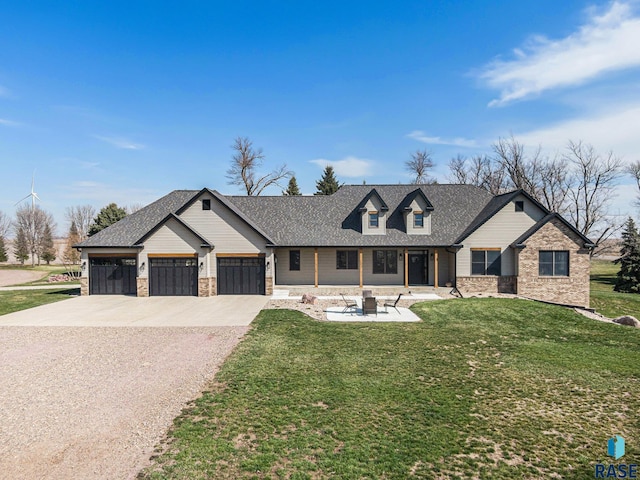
138,218,207,278
362,198,387,235
457,195,546,276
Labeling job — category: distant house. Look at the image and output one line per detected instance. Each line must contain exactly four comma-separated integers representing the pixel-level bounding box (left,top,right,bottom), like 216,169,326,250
75,184,594,306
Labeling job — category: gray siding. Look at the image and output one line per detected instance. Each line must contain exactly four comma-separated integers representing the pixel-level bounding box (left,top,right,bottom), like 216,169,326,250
457,194,546,276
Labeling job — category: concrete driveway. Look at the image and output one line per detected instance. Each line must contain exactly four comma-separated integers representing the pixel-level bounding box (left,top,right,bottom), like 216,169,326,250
0,294,269,326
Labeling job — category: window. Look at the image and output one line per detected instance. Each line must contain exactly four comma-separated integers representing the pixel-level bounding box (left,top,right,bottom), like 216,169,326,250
369,212,379,228
515,201,524,212
373,250,398,274
202,199,211,210
539,251,569,276
414,212,424,228
289,250,300,271
471,249,501,276
336,250,358,270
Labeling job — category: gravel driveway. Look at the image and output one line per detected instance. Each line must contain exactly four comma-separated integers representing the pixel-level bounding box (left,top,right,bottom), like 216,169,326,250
0,325,249,479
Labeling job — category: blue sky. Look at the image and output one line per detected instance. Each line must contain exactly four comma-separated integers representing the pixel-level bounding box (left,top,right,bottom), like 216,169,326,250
1,1,640,233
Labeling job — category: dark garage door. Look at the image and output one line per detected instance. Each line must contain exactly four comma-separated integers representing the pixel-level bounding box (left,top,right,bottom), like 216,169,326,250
149,257,198,296
217,257,265,295
90,257,137,295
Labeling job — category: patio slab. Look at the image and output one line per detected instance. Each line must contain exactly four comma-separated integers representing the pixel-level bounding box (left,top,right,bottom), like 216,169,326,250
325,306,420,322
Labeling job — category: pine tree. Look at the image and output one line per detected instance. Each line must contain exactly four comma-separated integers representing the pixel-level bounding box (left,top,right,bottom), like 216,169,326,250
314,166,340,195
0,236,7,262
14,227,29,264
283,176,301,196
88,203,128,236
63,221,81,265
40,223,56,265
614,217,640,293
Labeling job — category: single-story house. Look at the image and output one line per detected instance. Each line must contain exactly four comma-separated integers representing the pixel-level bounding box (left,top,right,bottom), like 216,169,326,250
75,184,594,306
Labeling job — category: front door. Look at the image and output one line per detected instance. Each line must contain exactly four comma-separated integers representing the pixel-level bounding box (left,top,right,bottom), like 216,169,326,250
408,252,428,285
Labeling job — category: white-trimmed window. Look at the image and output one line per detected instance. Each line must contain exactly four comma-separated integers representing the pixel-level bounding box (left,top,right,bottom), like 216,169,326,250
368,212,379,228
414,211,424,228
471,249,501,276
539,251,569,276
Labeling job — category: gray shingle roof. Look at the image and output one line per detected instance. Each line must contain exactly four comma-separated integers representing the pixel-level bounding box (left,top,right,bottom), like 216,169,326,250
75,190,198,248
76,184,499,249
228,184,494,247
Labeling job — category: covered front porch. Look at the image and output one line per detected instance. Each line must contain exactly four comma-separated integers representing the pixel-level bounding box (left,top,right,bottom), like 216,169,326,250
273,247,455,289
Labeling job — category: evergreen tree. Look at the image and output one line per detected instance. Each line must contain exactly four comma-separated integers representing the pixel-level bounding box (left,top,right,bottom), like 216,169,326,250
0,236,7,262
63,221,81,265
14,227,29,264
39,223,56,265
88,203,128,236
614,217,640,293
314,166,340,195
283,176,302,196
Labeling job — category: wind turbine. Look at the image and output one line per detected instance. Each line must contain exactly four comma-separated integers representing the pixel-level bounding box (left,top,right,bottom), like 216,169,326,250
15,172,41,210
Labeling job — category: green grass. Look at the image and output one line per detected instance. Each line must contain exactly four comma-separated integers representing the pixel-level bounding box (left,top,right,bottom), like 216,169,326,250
139,299,639,480
590,259,640,318
0,288,80,316
0,264,81,286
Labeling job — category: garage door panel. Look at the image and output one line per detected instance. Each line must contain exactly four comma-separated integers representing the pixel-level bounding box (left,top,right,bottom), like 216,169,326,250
217,257,265,295
89,258,137,295
149,258,197,296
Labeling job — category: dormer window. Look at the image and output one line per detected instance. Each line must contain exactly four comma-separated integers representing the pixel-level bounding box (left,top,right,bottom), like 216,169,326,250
414,212,424,228
202,199,211,210
368,212,379,228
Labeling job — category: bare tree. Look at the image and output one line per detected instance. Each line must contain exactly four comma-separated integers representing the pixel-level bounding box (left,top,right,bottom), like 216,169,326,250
405,149,435,184
564,140,623,255
65,205,96,240
537,156,570,214
0,210,12,239
626,160,640,207
226,137,291,195
448,154,508,195
14,205,56,266
492,135,544,197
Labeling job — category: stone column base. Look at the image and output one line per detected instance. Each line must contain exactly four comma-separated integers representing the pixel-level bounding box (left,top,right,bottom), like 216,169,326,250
199,277,211,297
137,277,148,297
265,277,273,295
80,277,89,296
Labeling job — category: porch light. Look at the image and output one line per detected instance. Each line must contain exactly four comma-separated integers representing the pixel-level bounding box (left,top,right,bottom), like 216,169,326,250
266,261,271,270
81,261,86,271
199,262,204,272
140,262,145,273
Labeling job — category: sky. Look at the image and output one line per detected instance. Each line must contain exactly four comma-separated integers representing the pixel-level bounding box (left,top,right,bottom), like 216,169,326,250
1,0,640,234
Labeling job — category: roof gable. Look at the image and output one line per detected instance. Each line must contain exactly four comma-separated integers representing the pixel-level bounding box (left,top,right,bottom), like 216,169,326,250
400,188,434,212
357,188,389,212
455,189,549,244
135,213,213,247
511,213,595,248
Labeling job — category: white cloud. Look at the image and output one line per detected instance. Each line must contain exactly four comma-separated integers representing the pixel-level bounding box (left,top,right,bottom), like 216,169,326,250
309,156,374,177
0,118,21,127
406,130,478,148
480,1,640,106
93,135,145,150
514,102,640,160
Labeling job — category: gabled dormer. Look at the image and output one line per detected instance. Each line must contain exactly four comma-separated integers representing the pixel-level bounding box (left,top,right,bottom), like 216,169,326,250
358,188,389,235
401,188,434,235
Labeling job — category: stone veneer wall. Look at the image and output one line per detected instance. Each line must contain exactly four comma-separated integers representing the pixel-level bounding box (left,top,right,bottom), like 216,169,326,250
136,277,148,297
198,277,215,297
456,275,517,295
266,277,273,295
516,218,590,307
80,277,89,296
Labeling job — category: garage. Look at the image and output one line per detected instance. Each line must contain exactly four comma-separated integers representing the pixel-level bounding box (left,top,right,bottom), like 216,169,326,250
149,257,198,296
89,257,137,295
217,257,265,295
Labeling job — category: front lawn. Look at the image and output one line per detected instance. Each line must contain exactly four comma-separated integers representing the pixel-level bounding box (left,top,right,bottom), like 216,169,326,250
0,288,79,316
590,259,640,318
140,299,639,479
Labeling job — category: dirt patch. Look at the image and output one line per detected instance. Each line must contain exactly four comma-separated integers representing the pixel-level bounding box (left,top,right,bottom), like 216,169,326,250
0,269,45,286
0,325,249,480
